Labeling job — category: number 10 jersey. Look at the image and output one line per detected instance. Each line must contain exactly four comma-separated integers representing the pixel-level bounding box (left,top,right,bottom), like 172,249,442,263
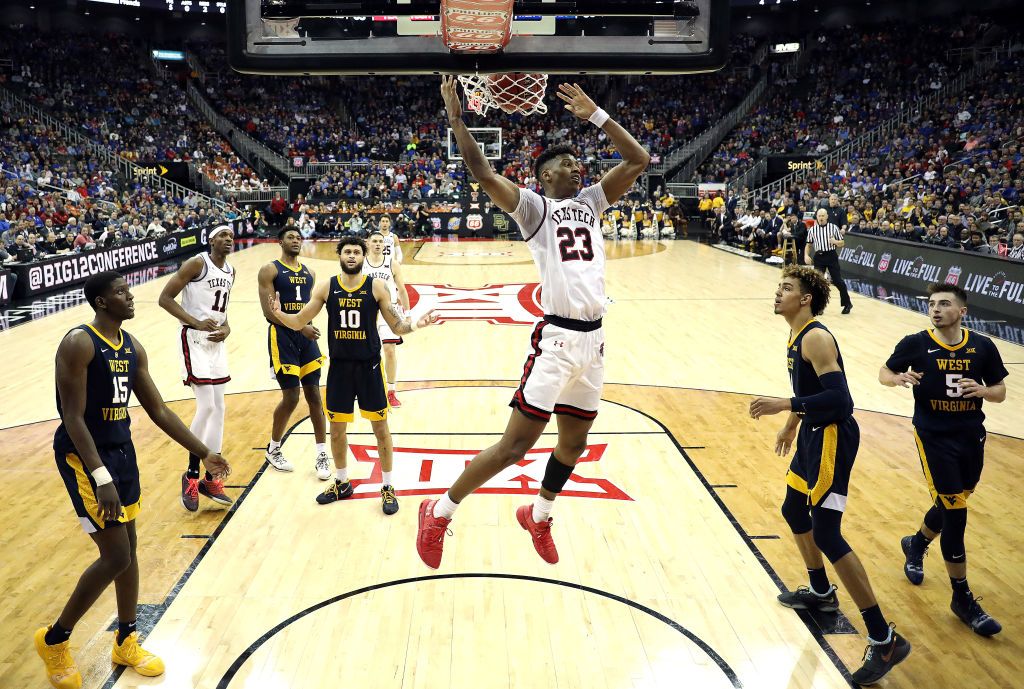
512,184,610,322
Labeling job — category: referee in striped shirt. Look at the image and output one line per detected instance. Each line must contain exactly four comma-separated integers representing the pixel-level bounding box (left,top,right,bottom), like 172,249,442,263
806,208,854,314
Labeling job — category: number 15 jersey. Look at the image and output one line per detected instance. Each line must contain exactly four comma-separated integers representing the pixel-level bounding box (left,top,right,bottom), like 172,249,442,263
512,184,610,321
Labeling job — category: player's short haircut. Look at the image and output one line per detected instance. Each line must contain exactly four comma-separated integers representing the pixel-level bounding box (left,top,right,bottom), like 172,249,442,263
782,265,831,316
336,237,367,255
278,226,301,240
927,281,968,305
83,271,124,309
367,231,384,240
534,143,578,178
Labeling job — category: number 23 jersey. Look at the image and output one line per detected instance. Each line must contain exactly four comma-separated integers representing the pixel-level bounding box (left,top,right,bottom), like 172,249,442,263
884,328,1008,432
511,184,610,321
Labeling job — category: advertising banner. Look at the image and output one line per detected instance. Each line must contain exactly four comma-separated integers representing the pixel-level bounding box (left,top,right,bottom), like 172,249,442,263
0,269,15,307
765,155,824,183
838,234,1024,319
11,219,245,299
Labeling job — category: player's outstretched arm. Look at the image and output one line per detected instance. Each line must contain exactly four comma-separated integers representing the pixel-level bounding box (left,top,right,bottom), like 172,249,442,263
556,82,650,205
441,75,521,214
159,255,219,331
270,280,329,331
257,262,285,326
374,280,436,335
132,338,230,478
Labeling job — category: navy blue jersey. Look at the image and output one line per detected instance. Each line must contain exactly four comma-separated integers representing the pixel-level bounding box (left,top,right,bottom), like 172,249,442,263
271,260,314,319
787,319,854,425
326,275,381,361
54,325,138,452
885,329,1008,432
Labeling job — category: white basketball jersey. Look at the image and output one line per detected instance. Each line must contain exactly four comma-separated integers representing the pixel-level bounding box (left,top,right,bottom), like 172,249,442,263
362,253,398,303
511,184,610,321
179,252,234,326
381,232,403,263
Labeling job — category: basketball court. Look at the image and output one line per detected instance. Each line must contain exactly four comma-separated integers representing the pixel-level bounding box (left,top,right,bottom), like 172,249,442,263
2,238,1022,689
5,1,1024,688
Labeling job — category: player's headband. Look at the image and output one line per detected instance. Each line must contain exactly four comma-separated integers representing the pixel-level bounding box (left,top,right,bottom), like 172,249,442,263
209,224,233,240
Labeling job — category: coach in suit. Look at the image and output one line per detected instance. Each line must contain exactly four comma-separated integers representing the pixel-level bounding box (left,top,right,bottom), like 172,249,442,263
805,208,853,314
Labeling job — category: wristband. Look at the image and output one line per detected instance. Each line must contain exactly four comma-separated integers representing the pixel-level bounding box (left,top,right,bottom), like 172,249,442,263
589,108,610,128
409,318,419,332
91,466,113,487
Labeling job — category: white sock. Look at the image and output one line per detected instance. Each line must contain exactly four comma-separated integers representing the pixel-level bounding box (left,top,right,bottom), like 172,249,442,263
315,443,327,456
433,492,459,519
382,470,393,487
336,468,349,483
268,440,281,453
532,495,555,523
388,382,396,392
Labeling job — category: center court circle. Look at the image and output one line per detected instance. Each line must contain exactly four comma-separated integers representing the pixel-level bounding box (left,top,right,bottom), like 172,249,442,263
216,573,743,689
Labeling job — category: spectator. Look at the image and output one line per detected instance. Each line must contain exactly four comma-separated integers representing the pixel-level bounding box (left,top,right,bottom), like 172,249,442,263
1008,232,1024,260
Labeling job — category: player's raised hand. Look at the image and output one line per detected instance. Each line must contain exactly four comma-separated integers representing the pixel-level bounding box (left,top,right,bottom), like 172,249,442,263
894,367,923,388
416,309,440,330
203,452,231,480
441,75,463,121
749,396,790,419
557,82,598,121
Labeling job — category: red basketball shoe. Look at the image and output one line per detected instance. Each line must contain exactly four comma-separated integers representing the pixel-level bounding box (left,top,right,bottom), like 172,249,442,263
516,504,559,564
416,499,452,569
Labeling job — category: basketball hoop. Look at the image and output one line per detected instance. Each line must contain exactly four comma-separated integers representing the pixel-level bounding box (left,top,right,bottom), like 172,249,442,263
457,73,549,116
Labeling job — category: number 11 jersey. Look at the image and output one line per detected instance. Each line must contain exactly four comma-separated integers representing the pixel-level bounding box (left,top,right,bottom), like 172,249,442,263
180,252,234,327
512,184,610,321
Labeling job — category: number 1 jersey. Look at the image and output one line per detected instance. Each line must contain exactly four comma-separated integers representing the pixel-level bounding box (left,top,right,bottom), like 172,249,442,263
511,184,610,321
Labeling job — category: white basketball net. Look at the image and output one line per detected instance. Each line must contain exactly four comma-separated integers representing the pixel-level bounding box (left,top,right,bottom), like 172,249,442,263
457,73,549,117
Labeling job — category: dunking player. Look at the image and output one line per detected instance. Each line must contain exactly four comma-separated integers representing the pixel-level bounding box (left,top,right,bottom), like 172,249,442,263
37,271,229,689
257,227,330,478
414,78,649,568
363,230,411,407
749,265,910,685
269,237,437,514
879,282,1008,636
159,225,235,511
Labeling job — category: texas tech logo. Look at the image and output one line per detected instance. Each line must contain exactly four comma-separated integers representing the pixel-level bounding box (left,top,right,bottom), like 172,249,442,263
945,266,962,286
878,252,892,272
407,283,543,325
346,443,631,501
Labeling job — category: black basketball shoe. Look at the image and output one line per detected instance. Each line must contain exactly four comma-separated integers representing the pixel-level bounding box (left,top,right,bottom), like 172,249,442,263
900,535,928,585
777,585,839,612
951,592,1002,636
381,485,400,515
851,625,911,685
316,479,354,505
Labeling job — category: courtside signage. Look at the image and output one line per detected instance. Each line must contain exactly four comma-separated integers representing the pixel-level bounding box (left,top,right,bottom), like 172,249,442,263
407,283,543,325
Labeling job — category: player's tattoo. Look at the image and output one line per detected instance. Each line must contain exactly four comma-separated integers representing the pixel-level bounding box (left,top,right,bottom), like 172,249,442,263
390,304,413,335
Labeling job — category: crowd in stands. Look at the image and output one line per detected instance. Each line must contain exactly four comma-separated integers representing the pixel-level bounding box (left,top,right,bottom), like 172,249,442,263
193,36,757,201
697,18,999,184
0,112,241,265
0,28,270,193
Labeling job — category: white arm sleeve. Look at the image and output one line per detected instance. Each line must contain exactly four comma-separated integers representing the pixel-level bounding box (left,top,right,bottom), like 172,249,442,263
577,183,611,216
510,187,547,241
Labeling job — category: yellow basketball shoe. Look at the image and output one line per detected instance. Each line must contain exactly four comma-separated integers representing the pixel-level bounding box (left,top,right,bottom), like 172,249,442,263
33,627,82,689
112,632,165,677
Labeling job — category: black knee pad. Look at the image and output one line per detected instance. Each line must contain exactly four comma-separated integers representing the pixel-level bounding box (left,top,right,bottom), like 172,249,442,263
781,486,812,534
923,503,944,534
939,505,968,564
541,453,575,494
810,507,852,563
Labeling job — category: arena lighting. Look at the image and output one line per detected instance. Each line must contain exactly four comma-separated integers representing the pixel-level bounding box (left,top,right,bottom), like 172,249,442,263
261,0,699,19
